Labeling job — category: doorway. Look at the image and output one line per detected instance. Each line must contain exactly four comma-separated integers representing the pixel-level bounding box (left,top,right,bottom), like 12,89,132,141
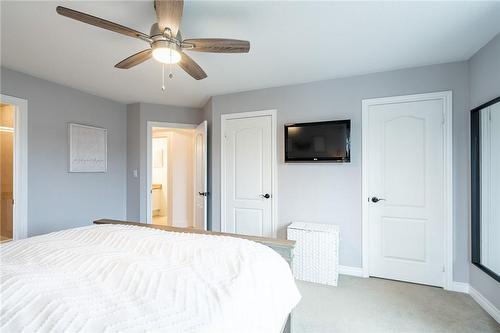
221,110,277,238
362,92,453,289
1,103,15,242
147,121,207,230
0,94,27,241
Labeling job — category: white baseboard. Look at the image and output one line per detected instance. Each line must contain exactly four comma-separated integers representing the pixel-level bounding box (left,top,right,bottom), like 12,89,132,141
450,281,469,293
338,265,364,277
469,286,500,324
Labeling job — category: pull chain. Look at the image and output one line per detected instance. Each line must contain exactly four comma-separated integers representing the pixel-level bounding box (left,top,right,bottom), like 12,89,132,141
169,47,173,79
162,64,165,91
161,46,176,91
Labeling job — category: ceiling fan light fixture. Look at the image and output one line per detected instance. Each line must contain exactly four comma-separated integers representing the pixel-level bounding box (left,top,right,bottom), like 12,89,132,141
152,41,181,64
56,2,249,80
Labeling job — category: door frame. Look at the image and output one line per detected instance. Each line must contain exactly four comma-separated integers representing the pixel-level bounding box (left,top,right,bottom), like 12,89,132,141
361,91,453,290
146,121,196,224
220,109,278,237
1,94,28,240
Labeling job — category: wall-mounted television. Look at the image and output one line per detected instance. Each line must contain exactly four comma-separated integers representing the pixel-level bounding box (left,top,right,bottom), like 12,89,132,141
285,120,351,163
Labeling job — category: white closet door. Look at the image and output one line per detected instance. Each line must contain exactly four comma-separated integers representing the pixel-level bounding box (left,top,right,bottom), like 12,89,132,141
366,97,445,287
223,115,273,237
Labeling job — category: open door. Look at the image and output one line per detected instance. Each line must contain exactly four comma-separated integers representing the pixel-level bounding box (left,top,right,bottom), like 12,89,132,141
1,104,15,242
194,121,208,230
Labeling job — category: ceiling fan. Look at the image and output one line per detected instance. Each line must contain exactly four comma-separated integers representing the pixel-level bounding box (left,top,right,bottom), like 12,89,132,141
56,0,250,81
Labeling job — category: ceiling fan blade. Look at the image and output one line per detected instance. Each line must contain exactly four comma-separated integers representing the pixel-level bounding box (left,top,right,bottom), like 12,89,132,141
154,0,183,38
183,39,250,53
178,52,207,80
115,49,152,69
56,6,150,40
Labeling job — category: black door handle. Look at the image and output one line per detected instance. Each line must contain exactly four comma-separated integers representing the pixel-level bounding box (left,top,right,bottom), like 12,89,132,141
260,193,271,199
371,197,386,203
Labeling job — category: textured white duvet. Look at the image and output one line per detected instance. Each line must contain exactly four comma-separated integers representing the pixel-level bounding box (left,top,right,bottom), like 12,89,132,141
0,225,300,333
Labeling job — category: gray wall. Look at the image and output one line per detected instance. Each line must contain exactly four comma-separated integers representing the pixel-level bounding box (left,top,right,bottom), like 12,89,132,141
1,67,127,236
125,102,202,221
468,33,500,310
126,103,140,220
208,62,470,282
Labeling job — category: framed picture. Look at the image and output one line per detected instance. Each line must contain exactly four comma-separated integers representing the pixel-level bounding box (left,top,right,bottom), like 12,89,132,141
69,123,107,173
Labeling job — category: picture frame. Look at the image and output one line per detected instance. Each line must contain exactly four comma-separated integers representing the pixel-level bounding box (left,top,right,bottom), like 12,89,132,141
69,123,107,173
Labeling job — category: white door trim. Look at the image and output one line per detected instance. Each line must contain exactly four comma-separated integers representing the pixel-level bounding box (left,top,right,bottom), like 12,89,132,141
361,91,453,290
146,121,196,224
220,110,278,237
1,94,28,240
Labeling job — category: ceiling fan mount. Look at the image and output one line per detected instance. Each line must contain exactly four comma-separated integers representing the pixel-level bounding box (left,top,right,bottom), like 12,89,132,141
56,0,250,80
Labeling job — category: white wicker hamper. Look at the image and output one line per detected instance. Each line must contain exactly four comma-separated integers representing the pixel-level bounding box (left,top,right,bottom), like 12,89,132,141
287,222,339,286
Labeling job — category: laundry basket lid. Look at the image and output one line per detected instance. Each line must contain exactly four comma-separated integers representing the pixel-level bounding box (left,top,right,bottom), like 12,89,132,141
288,222,339,233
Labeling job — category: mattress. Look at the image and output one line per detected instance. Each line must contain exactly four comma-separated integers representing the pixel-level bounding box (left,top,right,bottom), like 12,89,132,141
0,224,300,332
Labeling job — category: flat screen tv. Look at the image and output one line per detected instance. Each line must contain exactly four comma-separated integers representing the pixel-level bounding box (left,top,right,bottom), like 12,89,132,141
285,120,351,162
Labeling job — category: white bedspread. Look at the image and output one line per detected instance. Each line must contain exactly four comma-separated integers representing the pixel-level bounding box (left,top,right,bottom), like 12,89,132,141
0,225,300,333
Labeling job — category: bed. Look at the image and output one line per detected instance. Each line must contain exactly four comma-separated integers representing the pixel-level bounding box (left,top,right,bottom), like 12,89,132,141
0,219,300,333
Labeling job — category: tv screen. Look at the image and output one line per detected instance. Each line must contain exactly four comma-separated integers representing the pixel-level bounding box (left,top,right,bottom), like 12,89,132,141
285,120,351,162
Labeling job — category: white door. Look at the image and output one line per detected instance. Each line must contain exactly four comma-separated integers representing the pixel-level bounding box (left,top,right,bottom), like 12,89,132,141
365,96,446,287
222,114,274,237
194,121,207,230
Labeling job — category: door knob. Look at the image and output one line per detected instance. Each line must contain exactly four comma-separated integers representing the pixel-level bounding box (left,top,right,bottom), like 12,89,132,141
260,193,271,199
371,197,386,203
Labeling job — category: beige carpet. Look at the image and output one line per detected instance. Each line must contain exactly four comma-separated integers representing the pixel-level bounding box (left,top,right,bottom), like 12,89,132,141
292,275,499,333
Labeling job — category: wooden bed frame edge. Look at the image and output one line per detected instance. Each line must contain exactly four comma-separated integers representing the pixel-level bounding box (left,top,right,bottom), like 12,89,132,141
93,219,294,333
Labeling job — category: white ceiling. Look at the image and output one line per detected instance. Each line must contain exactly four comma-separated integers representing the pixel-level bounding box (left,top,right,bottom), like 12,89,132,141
2,1,500,108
